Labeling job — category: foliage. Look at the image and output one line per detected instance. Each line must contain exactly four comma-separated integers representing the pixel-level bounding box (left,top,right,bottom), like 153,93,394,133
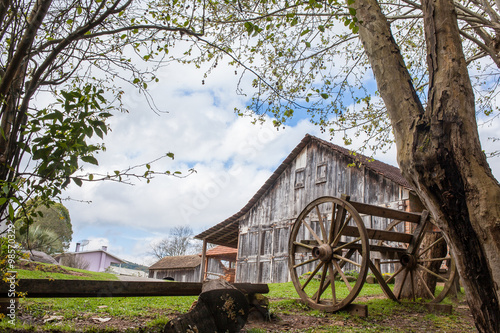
0,223,28,297
14,199,72,254
16,225,61,255
0,0,198,229
191,0,499,156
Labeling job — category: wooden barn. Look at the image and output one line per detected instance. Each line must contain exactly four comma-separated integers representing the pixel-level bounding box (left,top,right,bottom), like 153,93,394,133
195,134,421,284
148,254,201,281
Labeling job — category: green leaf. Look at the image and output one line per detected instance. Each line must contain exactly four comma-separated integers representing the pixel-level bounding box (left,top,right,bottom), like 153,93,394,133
0,197,7,205
244,22,253,35
89,174,94,181
349,7,356,16
318,25,325,32
81,155,99,165
8,203,14,220
73,178,83,187
321,93,329,99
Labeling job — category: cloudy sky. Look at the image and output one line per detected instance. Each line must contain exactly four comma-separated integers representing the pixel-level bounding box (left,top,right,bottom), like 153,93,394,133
60,60,500,267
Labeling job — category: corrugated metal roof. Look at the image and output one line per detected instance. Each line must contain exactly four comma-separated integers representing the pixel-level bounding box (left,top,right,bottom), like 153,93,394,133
194,134,411,247
148,254,201,270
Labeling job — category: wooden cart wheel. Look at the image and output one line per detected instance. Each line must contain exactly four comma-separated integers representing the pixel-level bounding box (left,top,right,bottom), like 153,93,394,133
288,196,370,312
378,220,457,303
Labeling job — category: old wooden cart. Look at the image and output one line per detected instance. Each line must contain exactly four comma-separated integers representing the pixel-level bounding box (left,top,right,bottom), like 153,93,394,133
289,195,457,312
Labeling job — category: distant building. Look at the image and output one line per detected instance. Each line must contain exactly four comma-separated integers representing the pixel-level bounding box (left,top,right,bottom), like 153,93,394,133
148,245,238,282
148,254,201,282
55,245,125,272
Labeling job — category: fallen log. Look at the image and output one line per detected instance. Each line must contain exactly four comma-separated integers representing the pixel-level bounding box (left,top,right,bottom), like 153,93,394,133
0,279,269,298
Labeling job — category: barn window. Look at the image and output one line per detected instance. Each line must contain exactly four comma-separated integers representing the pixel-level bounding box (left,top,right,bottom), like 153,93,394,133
316,162,327,184
295,168,305,188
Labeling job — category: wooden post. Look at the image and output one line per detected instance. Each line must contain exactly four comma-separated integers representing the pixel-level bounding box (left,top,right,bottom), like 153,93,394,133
199,239,208,282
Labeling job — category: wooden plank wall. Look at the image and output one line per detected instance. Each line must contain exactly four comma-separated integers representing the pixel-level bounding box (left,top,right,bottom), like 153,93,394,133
236,141,410,283
150,266,201,282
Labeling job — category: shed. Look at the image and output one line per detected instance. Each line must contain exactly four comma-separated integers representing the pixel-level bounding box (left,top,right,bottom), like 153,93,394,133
195,134,421,283
202,245,237,282
148,254,201,282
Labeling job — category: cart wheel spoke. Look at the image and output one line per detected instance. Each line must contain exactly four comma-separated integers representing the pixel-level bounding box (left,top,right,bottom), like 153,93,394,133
301,261,324,291
302,218,323,245
384,264,405,284
316,206,328,241
416,268,436,300
417,263,449,282
333,254,361,267
419,236,445,257
395,269,409,299
328,262,337,304
333,260,352,292
293,241,316,251
293,256,319,269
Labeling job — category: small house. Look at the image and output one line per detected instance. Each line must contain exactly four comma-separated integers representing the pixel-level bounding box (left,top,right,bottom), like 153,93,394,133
148,254,201,281
195,134,421,283
55,245,124,272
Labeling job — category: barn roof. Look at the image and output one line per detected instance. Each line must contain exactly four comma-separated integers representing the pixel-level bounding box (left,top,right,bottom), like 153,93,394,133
149,254,201,270
194,134,411,248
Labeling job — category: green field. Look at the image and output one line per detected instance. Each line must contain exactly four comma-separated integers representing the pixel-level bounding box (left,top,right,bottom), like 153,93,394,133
0,264,475,332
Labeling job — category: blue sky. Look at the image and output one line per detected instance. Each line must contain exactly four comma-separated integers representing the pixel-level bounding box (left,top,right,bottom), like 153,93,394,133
61,62,500,266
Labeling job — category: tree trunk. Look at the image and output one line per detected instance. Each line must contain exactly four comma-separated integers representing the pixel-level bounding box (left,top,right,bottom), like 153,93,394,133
352,0,500,332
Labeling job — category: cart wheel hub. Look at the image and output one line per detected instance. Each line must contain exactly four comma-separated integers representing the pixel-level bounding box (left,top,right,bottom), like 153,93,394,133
400,254,417,269
312,244,333,262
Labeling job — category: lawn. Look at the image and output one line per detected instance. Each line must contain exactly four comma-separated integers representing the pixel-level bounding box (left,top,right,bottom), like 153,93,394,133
15,261,119,281
0,264,476,332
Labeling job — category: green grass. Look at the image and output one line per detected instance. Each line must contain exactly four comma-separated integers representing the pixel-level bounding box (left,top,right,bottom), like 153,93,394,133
268,279,384,300
0,275,475,333
16,262,119,280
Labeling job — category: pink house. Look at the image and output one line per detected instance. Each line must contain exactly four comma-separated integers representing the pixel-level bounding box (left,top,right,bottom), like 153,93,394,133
55,245,125,272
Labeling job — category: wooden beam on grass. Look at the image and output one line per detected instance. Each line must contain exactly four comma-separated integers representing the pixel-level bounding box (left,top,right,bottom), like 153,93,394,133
0,279,269,298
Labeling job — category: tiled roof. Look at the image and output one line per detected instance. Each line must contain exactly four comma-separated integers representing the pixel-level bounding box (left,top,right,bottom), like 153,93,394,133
195,134,411,247
206,245,238,257
148,254,201,270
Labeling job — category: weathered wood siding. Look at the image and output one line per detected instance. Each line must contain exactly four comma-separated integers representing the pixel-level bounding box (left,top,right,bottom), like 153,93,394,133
236,140,410,283
205,258,227,279
149,267,201,282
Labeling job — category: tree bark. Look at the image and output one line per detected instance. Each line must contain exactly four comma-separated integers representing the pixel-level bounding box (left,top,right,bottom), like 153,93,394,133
352,0,500,331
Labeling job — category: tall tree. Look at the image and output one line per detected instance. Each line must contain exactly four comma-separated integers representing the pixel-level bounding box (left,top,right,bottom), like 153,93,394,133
353,0,499,330
16,200,72,253
150,226,195,259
